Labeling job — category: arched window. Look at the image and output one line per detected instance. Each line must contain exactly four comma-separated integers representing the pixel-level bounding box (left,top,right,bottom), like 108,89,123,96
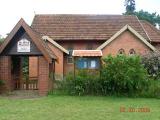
118,49,125,55
129,49,136,55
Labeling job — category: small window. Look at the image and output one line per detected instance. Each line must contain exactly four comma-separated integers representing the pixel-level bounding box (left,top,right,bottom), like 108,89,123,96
76,58,87,69
118,49,125,55
129,49,136,55
83,61,88,68
76,58,99,69
67,56,73,64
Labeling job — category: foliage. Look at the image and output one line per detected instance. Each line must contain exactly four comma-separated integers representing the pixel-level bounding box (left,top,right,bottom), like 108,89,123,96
139,79,160,98
142,52,160,79
11,56,29,81
0,80,5,86
135,10,160,27
123,1,160,28
0,80,5,94
124,0,136,15
55,55,160,98
56,72,75,95
0,35,4,43
100,55,149,96
22,57,29,80
60,70,100,96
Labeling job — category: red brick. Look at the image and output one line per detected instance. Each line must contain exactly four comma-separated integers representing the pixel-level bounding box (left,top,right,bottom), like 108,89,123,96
38,56,50,96
0,56,12,91
102,31,151,56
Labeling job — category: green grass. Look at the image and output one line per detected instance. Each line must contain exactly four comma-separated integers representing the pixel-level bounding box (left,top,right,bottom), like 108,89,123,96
0,95,160,120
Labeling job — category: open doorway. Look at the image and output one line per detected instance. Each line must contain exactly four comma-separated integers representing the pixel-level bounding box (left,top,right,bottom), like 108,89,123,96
11,56,38,90
11,56,21,90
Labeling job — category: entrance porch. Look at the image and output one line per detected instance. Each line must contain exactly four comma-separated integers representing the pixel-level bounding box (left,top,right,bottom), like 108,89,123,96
0,19,57,96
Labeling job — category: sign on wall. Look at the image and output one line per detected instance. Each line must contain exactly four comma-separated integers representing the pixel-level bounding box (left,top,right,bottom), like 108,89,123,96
17,38,30,52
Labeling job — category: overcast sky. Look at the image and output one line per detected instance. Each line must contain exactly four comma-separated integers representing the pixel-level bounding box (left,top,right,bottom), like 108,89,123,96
0,0,160,37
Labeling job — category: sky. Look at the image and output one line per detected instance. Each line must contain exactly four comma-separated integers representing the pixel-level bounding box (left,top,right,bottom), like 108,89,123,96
0,0,160,37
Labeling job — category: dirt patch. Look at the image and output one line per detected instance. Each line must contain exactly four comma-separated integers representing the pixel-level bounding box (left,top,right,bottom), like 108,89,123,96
0,90,41,99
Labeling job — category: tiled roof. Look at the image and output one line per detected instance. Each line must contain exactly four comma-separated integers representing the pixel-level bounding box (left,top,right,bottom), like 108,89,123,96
72,50,102,57
31,14,149,41
140,20,160,42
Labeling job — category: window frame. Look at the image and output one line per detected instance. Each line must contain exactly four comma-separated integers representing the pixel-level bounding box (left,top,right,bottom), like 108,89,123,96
76,57,100,69
67,56,74,64
129,49,136,55
118,48,125,55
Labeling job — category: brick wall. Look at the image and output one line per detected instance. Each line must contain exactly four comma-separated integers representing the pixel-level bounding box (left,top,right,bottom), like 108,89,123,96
29,41,104,78
58,41,104,50
29,31,153,80
0,56,12,91
29,43,64,80
64,55,74,75
38,56,49,96
0,56,51,95
102,31,151,56
58,41,104,75
47,43,64,80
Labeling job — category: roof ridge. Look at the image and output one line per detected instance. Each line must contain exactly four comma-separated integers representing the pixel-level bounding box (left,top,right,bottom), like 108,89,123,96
34,14,136,17
141,20,160,35
136,16,151,42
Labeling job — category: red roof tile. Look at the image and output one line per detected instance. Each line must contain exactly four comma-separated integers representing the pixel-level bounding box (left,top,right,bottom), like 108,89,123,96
72,50,102,57
31,14,149,41
141,20,160,42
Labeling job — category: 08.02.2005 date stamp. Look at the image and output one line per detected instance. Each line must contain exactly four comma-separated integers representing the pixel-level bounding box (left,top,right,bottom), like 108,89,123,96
120,106,150,112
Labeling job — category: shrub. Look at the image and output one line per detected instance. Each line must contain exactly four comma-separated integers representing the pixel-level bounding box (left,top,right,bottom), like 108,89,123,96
100,55,149,96
59,70,100,96
139,79,160,98
0,80,5,94
142,52,160,79
0,80,4,86
54,55,159,98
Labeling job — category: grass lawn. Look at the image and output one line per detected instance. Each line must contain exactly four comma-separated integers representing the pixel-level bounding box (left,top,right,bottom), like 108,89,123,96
0,95,160,120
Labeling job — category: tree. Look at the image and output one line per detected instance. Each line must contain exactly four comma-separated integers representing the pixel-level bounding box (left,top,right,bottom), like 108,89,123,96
0,35,4,43
124,0,136,15
123,0,160,29
135,10,160,28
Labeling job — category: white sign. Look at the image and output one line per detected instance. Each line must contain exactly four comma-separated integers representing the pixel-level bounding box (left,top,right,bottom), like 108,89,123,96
17,38,30,52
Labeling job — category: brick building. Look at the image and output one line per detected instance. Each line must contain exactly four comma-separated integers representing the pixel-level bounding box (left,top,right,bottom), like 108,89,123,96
0,14,160,95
